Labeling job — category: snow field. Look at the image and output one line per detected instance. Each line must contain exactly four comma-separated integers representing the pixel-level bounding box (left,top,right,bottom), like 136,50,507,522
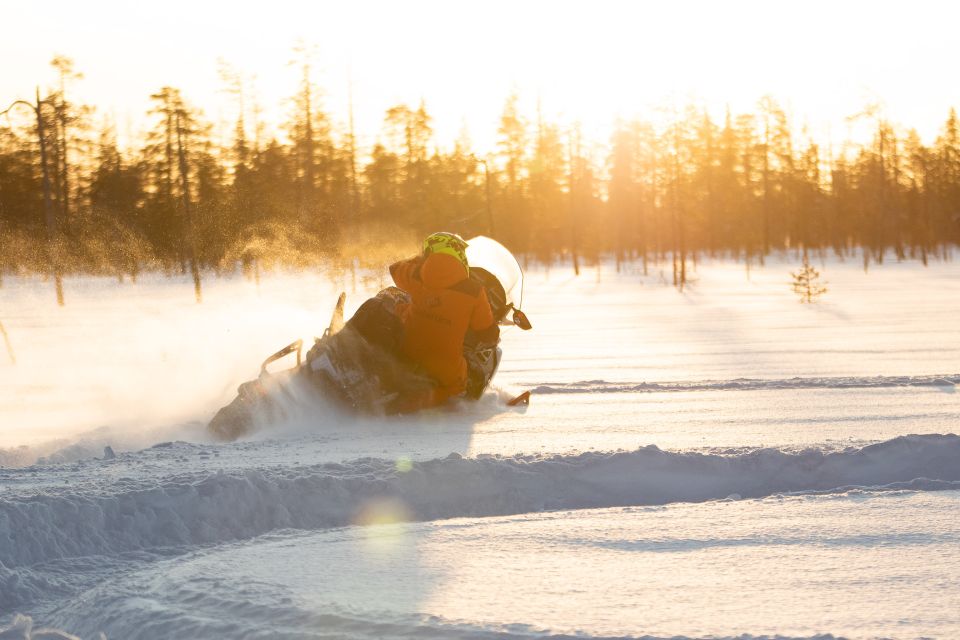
0,254,959,638
23,490,960,640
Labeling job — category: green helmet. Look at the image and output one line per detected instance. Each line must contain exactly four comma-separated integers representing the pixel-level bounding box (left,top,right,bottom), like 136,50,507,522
423,231,469,275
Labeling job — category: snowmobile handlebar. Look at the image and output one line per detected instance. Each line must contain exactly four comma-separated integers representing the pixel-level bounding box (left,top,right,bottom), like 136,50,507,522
260,339,303,376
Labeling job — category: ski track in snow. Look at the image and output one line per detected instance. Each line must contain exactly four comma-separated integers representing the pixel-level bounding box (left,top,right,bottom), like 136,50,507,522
528,374,960,395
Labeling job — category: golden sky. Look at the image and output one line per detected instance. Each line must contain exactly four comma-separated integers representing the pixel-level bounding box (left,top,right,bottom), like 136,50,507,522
3,0,958,154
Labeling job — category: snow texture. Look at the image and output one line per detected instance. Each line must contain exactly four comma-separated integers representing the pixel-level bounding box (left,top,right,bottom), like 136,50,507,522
0,611,838,640
1,256,959,638
1,434,958,573
0,614,87,639
531,374,960,394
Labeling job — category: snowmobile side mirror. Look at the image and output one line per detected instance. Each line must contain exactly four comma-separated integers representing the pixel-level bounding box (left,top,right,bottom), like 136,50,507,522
512,309,532,331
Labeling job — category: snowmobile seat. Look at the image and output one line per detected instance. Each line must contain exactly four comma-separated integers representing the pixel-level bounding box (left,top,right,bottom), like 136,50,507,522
348,296,404,356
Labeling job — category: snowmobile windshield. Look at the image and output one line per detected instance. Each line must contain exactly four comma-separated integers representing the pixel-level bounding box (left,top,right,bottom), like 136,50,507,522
466,236,524,309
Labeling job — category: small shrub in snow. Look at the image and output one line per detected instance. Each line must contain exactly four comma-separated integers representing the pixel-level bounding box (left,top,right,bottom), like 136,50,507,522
791,256,828,303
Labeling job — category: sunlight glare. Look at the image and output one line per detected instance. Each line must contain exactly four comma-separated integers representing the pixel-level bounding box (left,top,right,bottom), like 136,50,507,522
4,0,960,153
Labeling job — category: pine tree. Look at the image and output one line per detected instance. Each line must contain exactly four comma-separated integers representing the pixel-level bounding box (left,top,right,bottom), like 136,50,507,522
496,92,528,246
143,87,211,298
383,102,433,229
48,55,85,233
790,254,828,303
527,107,566,262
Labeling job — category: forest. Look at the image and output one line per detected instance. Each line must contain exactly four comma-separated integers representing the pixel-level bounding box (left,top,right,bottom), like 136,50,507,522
2,55,959,303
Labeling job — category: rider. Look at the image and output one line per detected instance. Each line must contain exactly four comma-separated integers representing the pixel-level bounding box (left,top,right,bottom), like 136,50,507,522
389,232,499,411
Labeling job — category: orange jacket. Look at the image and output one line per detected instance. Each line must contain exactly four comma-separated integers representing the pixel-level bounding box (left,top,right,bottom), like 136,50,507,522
390,253,498,399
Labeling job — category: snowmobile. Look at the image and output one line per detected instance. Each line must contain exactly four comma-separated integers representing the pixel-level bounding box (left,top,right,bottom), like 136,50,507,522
208,236,532,441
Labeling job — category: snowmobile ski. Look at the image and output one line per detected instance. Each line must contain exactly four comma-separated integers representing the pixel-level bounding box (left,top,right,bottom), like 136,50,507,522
506,390,531,406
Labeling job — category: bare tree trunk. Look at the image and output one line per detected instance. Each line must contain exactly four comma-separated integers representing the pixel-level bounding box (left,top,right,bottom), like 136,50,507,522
680,236,687,291
876,121,887,264
672,239,678,287
761,113,771,264
163,111,182,272
671,122,684,290
176,111,202,303
483,160,495,236
57,91,70,230
347,72,359,219
35,89,64,306
0,319,15,365
921,184,930,266
568,132,580,276
300,62,315,229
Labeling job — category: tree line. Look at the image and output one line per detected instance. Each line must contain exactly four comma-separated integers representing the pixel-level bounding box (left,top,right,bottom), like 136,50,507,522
2,55,959,302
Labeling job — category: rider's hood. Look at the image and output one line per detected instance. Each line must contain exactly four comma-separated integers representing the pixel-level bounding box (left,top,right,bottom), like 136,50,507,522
421,252,468,290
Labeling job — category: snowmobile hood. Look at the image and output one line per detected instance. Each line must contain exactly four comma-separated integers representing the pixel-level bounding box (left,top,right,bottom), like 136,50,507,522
420,252,469,290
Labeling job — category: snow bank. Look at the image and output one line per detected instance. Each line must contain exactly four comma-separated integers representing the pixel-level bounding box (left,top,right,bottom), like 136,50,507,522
0,612,841,640
0,422,209,469
1,435,958,571
531,374,960,394
0,614,87,639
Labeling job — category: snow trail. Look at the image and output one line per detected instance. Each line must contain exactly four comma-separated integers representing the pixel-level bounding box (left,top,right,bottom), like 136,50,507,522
529,374,960,394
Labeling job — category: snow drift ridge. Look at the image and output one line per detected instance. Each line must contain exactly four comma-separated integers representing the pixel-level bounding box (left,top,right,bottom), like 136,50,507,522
1,434,959,570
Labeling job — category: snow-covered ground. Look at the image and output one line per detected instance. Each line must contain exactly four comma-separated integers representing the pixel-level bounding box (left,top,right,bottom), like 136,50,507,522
1,254,959,639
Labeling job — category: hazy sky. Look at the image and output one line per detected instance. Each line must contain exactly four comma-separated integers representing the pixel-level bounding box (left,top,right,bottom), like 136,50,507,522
3,0,958,154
